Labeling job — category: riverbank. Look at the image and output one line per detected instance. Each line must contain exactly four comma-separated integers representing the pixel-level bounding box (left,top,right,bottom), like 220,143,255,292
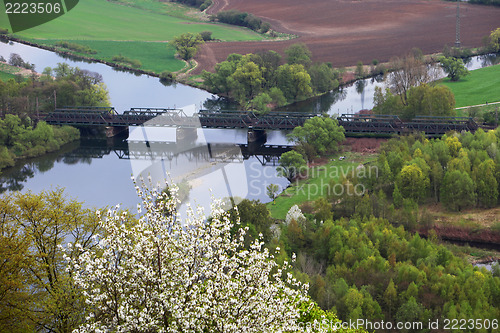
0,119,80,174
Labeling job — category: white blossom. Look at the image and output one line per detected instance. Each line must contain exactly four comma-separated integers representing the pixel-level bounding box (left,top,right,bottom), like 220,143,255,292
65,179,309,333
285,205,306,226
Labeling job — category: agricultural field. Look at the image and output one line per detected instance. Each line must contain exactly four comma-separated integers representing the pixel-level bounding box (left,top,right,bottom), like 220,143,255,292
441,63,500,108
194,0,500,73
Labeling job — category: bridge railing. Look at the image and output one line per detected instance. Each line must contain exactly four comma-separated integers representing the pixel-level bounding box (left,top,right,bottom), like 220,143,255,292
56,106,118,115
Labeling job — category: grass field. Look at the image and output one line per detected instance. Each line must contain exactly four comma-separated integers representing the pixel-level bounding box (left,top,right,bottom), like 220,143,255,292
0,71,17,81
34,40,185,73
0,62,24,81
0,0,265,75
0,0,263,42
267,153,374,219
441,64,500,108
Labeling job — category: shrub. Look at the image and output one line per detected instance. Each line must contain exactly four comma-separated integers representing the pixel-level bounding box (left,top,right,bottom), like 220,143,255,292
56,41,97,54
200,31,213,41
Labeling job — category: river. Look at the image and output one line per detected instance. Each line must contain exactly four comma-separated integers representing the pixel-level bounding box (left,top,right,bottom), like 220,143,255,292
0,40,499,215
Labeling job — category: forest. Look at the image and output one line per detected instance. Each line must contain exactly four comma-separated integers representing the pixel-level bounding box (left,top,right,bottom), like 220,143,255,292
202,44,341,111
0,56,110,171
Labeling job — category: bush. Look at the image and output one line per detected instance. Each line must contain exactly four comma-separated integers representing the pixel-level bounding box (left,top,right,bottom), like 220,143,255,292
200,31,213,41
0,27,8,35
56,41,97,54
111,55,142,68
216,10,270,33
159,71,176,81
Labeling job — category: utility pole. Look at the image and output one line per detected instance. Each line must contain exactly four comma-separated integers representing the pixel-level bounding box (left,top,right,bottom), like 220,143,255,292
455,0,461,48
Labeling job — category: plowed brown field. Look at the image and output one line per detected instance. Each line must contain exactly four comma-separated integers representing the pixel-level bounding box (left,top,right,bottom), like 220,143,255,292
194,0,500,74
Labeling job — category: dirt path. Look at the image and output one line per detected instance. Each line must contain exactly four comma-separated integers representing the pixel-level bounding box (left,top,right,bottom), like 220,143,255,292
206,0,229,15
194,0,500,74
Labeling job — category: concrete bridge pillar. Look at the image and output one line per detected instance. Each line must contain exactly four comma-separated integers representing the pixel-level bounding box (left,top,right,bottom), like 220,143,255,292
105,126,128,138
247,129,267,144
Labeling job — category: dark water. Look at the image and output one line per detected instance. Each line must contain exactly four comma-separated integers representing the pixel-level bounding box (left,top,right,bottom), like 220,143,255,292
0,41,498,213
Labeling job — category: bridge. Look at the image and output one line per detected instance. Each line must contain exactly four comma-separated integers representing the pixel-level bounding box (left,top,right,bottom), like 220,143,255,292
337,114,479,136
40,107,320,130
63,139,290,166
39,107,481,138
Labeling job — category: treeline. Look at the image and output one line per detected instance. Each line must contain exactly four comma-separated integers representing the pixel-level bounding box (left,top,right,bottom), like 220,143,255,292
321,129,500,235
465,0,500,6
0,58,110,117
0,115,79,171
211,10,271,33
373,83,456,120
172,0,212,11
203,44,341,112
277,213,500,330
3,53,34,70
0,56,110,170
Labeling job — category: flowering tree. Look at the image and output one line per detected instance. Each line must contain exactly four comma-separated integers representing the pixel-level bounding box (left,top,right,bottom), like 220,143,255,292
66,179,309,332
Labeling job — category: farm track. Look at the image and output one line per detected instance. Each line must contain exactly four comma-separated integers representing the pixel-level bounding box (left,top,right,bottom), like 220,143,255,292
194,0,500,74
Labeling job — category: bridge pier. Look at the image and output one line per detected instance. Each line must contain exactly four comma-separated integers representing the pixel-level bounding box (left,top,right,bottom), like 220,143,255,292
247,129,267,144
105,126,128,138
176,127,198,141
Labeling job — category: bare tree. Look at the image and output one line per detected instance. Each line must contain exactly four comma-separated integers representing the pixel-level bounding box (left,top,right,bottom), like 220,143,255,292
387,53,437,106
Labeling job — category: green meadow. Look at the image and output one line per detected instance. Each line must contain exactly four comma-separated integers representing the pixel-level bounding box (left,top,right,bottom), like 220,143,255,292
34,40,185,73
0,71,17,81
0,0,262,41
0,0,265,75
267,153,374,219
441,64,500,108
0,62,23,81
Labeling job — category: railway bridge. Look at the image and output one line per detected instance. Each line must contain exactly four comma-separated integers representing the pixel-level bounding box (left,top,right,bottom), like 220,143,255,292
38,107,481,140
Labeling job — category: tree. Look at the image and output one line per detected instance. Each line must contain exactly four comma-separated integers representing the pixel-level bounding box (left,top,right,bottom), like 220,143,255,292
488,27,500,52
308,62,338,93
276,63,313,101
228,60,263,106
266,183,280,203
171,32,204,60
0,189,104,333
388,52,435,106
227,199,274,246
441,170,476,211
473,159,498,208
440,56,469,81
355,61,364,79
285,43,312,68
397,164,429,202
250,92,272,113
288,116,345,160
393,183,403,209
277,150,307,180
67,181,309,333
405,84,456,119
200,30,213,41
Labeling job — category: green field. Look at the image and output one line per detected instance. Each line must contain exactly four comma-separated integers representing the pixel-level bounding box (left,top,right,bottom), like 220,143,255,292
34,40,185,73
0,0,263,42
0,0,265,75
0,71,17,81
441,64,500,108
0,62,23,81
267,153,374,219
